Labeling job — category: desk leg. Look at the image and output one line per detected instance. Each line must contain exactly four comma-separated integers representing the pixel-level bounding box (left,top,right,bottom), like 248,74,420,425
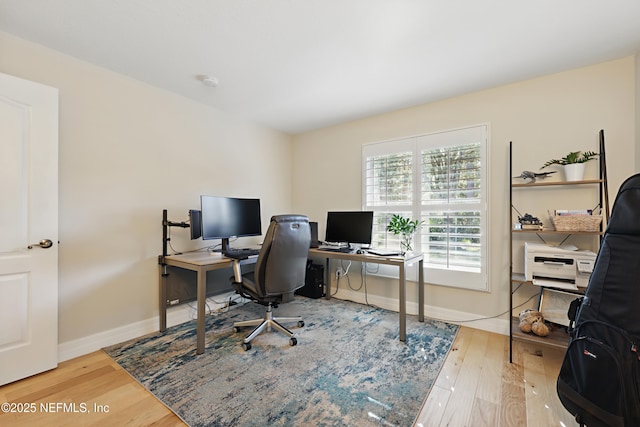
324,258,331,300
418,259,424,322
399,264,406,342
196,268,206,355
159,265,167,332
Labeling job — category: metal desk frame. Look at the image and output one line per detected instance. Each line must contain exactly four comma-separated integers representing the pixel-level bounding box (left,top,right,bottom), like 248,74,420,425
159,250,424,354
309,248,425,341
159,252,255,354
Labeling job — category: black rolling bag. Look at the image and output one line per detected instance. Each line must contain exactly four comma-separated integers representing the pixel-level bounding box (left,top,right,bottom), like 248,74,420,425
557,173,640,427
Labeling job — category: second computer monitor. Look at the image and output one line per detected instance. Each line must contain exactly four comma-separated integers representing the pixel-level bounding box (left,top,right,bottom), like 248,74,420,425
189,209,202,240
325,211,373,246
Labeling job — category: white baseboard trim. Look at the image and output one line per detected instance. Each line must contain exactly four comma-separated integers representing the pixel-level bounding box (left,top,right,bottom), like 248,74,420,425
424,303,509,336
58,317,158,363
57,293,237,362
331,289,509,336
58,291,508,362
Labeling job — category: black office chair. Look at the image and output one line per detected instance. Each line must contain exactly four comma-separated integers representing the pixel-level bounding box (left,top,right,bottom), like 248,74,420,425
230,215,310,351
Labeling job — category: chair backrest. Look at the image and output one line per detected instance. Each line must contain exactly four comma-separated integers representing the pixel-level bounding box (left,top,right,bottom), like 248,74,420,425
254,215,310,297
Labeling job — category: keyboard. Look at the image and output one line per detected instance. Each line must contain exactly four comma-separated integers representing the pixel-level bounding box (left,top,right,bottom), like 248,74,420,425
223,248,260,259
367,249,402,256
318,247,354,253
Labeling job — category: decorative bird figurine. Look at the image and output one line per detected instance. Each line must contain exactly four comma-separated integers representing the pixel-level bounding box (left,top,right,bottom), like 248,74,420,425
513,170,556,182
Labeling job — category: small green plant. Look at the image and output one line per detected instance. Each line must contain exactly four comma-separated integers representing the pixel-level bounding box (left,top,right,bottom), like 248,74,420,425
386,214,424,253
541,151,598,169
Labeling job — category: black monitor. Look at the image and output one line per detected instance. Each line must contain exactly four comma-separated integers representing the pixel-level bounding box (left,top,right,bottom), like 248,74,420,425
189,209,202,240
325,211,374,247
200,196,262,251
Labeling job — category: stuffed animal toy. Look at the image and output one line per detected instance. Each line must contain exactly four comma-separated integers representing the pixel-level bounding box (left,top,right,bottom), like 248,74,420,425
531,320,550,337
518,309,550,336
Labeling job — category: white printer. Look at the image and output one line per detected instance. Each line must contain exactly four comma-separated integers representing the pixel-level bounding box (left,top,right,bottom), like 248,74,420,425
524,242,597,290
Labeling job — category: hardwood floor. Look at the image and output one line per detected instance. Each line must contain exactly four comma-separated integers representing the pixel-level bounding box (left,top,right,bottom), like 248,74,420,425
0,351,185,427
0,327,576,427
415,326,578,427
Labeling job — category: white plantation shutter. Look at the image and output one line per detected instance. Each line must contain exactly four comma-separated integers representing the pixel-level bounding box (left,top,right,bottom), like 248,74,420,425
363,137,414,250
362,125,488,290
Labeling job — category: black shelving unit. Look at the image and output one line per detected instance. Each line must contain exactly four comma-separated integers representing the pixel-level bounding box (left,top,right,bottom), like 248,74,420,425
508,130,609,362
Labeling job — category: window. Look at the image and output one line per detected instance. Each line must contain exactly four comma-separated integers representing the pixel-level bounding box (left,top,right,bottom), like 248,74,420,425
362,125,488,291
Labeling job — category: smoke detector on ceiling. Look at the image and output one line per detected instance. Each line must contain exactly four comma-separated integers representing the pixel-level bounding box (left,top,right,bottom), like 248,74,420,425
196,75,219,87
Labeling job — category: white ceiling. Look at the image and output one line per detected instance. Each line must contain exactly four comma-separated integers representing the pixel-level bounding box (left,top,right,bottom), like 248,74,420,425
2,1,640,134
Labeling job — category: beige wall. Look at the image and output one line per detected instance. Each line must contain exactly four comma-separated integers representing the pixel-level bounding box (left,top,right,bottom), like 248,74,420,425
1,29,637,351
0,32,293,345
292,57,636,328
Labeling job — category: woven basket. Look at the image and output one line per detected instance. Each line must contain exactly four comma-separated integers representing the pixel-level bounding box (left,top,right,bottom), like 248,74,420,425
551,214,602,232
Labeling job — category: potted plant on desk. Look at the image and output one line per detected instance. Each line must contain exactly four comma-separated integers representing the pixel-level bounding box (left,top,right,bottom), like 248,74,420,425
541,150,598,181
386,214,424,254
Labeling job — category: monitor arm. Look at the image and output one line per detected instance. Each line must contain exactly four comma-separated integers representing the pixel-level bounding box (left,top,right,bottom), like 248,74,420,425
160,209,189,263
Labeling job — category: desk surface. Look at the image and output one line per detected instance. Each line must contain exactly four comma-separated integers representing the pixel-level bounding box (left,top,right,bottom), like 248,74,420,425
164,251,258,267
165,248,422,266
165,251,227,263
309,247,423,265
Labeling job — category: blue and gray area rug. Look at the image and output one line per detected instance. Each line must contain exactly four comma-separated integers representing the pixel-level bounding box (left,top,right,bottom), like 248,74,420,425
103,297,458,427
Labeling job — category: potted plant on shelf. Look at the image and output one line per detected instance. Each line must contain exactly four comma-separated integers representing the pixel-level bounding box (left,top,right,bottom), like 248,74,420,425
540,150,598,181
386,214,424,254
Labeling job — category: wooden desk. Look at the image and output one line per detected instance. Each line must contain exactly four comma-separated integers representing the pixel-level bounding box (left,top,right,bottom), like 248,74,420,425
159,252,256,355
308,248,425,342
160,249,424,354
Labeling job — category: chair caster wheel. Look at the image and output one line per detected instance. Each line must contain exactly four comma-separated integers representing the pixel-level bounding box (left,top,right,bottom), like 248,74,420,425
242,342,251,351
233,327,240,334
289,337,297,347
298,321,305,328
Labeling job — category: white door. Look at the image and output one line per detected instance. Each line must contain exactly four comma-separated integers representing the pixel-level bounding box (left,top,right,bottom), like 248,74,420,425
0,72,58,386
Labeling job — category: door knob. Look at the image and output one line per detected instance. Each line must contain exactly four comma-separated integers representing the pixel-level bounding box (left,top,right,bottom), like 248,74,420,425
28,239,54,249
